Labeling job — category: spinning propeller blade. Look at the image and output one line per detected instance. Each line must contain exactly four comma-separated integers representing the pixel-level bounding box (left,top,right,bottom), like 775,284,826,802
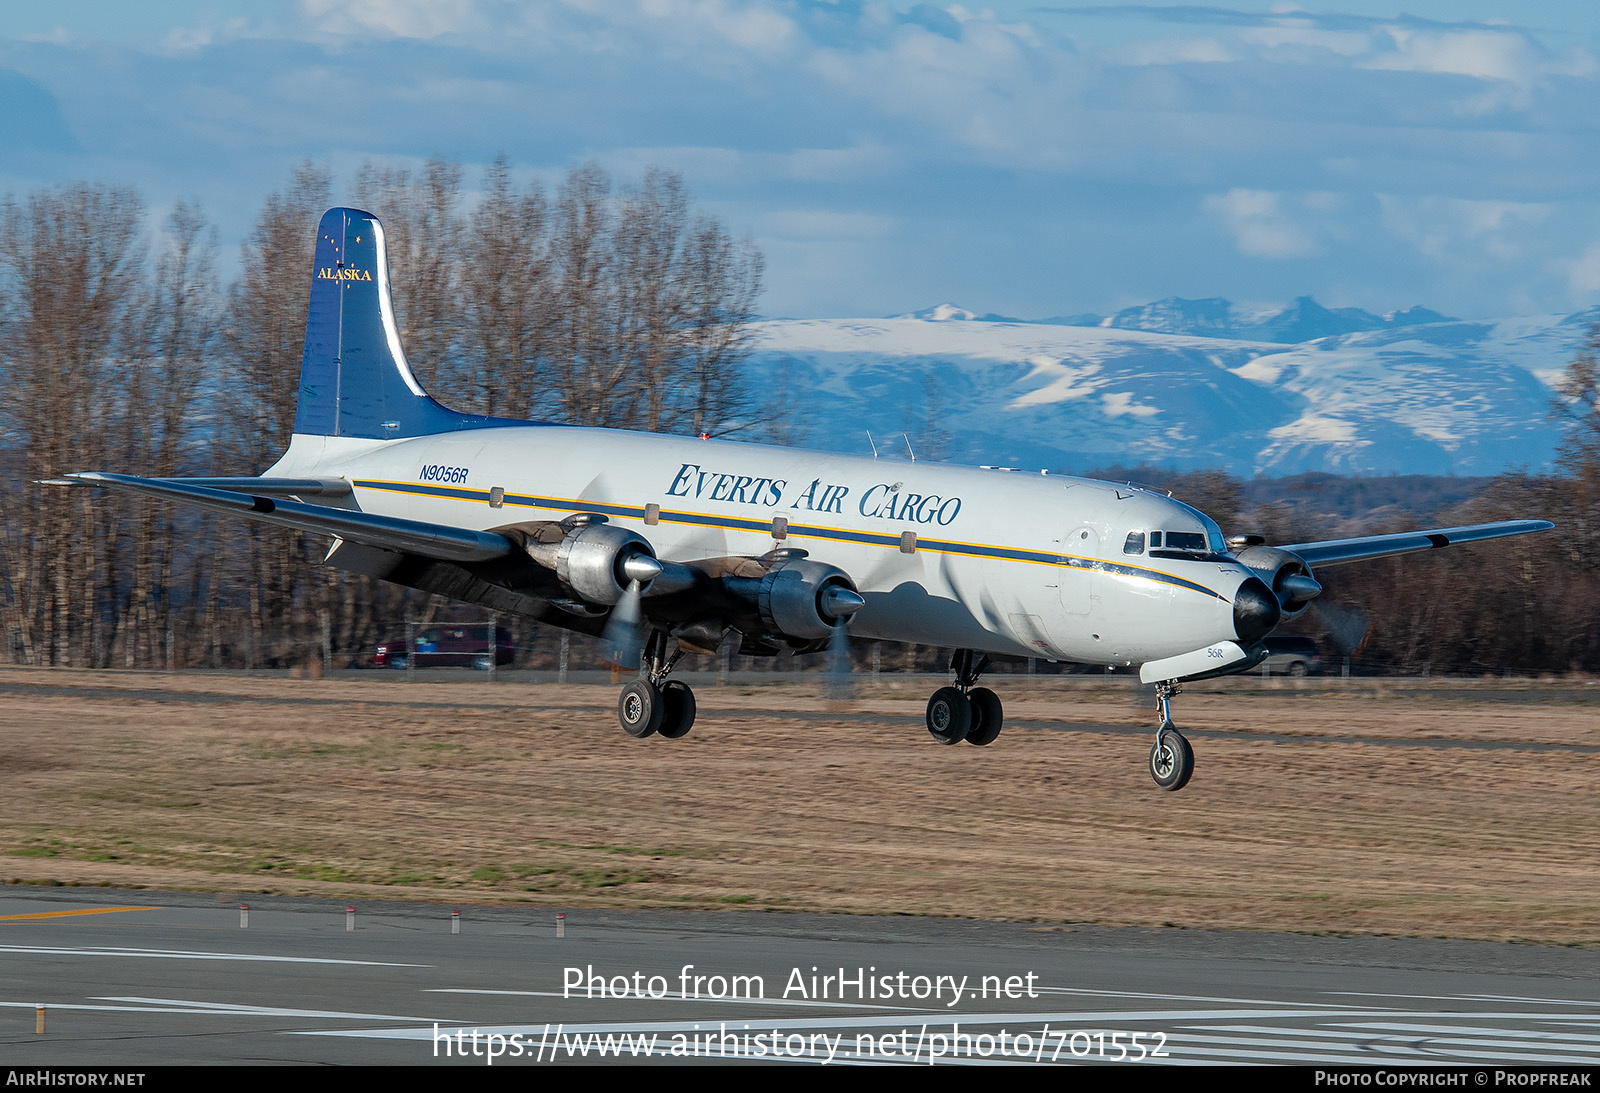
819,583,864,701
825,616,853,700
602,549,663,669
1312,600,1373,658
603,579,647,669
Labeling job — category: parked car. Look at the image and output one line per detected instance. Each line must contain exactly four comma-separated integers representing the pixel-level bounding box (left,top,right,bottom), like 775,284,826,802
1261,635,1322,676
373,625,515,670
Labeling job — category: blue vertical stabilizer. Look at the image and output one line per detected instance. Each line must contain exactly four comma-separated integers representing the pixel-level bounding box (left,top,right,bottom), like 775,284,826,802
293,207,520,440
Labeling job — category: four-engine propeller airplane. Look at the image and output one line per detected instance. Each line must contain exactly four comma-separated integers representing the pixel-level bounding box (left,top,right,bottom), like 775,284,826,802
61,208,1554,790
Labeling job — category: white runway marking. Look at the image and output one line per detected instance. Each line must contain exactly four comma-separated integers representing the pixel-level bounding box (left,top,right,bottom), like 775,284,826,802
427,987,913,1010
0,941,427,966
96,996,447,1023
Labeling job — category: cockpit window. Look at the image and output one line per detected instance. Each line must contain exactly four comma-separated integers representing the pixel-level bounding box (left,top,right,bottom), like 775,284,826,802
1123,531,1145,555
1148,524,1232,562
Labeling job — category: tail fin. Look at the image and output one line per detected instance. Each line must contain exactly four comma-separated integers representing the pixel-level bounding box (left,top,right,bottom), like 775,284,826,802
294,207,501,440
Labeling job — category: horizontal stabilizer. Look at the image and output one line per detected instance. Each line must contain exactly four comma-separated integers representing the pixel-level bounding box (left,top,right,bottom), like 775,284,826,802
62,472,511,564
1286,520,1554,568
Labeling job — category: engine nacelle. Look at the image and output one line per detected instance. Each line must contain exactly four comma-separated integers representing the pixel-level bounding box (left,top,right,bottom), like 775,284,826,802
524,516,656,606
748,555,863,642
1234,544,1322,617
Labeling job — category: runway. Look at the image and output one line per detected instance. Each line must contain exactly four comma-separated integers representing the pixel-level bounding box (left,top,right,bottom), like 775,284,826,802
2,887,1598,1066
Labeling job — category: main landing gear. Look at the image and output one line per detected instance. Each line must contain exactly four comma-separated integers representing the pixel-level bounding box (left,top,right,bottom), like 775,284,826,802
926,649,1004,746
1148,680,1195,791
616,630,696,740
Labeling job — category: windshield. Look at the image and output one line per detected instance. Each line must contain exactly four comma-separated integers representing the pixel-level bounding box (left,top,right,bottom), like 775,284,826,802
1147,518,1230,560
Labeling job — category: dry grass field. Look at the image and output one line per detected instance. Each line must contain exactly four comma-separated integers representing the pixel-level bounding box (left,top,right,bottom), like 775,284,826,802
0,667,1595,943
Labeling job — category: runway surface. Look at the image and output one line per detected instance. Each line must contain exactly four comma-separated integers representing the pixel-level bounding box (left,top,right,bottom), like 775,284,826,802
2,886,1598,1066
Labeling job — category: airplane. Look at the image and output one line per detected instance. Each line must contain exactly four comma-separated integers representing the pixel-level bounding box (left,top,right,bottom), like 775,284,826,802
58,207,1554,791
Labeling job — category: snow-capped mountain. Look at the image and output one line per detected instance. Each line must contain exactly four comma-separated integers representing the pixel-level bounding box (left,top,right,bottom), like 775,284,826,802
745,298,1595,476
1094,295,1455,344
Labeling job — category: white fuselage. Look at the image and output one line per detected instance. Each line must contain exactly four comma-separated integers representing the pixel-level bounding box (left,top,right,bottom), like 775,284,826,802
270,426,1259,667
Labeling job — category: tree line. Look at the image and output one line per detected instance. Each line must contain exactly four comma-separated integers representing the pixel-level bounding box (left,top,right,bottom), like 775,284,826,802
0,160,1596,676
0,159,764,670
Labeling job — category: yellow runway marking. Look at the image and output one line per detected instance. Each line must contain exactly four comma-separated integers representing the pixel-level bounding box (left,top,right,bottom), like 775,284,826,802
0,906,160,921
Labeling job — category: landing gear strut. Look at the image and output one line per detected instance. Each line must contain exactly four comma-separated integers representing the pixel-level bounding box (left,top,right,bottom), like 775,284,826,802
1148,680,1194,791
616,629,697,740
925,649,1005,746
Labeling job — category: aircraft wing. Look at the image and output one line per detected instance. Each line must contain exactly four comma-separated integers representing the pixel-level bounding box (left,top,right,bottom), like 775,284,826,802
153,477,353,498
60,472,513,564
1283,519,1554,568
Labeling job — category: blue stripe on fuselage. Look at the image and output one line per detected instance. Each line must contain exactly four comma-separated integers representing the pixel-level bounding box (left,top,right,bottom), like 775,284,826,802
352,479,1229,601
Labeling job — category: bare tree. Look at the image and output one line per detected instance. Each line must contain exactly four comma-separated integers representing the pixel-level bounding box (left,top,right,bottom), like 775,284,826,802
542,163,764,435
1550,324,1600,573
353,158,465,400
218,163,331,666
0,183,146,665
1553,325,1600,478
115,200,219,666
547,163,633,426
459,155,551,417
222,162,330,468
0,161,775,671
674,211,764,437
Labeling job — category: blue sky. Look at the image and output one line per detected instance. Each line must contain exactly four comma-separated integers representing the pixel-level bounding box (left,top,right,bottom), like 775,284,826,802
5,1,1600,321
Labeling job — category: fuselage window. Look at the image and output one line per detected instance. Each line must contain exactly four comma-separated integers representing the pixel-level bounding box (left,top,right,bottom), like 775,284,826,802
1123,531,1145,555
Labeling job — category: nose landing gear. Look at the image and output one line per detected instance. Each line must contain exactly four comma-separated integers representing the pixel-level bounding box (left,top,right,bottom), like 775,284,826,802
1148,680,1194,791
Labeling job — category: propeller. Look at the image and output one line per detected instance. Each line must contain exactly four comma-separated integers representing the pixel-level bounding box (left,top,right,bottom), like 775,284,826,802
601,551,663,669
819,584,865,700
1310,599,1372,674
825,617,853,699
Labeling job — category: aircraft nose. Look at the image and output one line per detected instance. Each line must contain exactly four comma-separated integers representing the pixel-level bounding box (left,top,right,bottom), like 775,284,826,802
1232,576,1281,646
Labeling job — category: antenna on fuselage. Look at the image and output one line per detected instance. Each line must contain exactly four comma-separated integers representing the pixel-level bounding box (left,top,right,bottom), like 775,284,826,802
902,434,917,462
867,432,879,459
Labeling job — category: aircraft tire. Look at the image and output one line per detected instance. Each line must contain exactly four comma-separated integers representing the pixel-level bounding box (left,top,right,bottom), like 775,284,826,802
965,687,1003,746
926,687,972,745
1148,728,1194,791
618,680,664,738
658,680,696,739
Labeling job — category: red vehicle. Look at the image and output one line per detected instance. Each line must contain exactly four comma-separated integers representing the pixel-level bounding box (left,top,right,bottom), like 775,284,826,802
373,625,515,670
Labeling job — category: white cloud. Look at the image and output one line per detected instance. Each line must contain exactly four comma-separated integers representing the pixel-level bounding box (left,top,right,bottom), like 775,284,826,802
1365,27,1595,85
1379,195,1552,261
11,0,1600,322
774,143,897,183
1203,190,1342,260
1560,241,1600,297
759,209,897,239
300,0,484,40
1241,24,1370,58
625,0,798,57
1114,34,1239,66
